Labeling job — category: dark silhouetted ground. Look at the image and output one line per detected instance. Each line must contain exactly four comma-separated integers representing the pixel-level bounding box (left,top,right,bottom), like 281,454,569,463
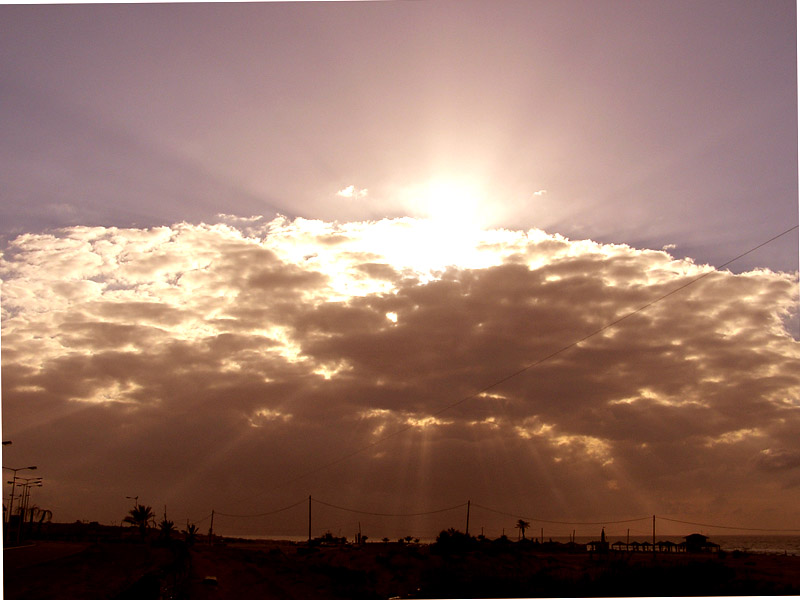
5,536,800,599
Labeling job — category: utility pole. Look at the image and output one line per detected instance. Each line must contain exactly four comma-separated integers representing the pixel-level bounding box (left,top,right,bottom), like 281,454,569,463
465,500,470,535
652,515,656,556
3,466,37,534
208,509,214,545
308,495,312,543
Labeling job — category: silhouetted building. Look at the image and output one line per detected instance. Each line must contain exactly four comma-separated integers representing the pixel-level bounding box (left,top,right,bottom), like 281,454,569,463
611,540,627,551
657,540,678,553
682,533,720,553
587,527,609,554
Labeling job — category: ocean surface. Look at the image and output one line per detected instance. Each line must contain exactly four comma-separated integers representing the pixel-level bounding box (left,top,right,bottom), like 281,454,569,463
712,535,800,555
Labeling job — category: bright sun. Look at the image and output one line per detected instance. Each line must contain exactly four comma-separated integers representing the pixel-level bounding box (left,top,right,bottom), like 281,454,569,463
408,177,486,230
420,179,481,226
373,177,492,271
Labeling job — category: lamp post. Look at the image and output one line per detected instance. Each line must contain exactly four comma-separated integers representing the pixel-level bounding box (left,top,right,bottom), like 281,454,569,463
14,478,42,542
16,477,42,513
3,466,37,535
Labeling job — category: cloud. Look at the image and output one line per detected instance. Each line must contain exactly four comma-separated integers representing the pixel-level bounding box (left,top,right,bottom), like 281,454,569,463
1,217,798,536
756,448,800,472
336,185,368,199
532,189,547,197
217,213,265,223
662,243,677,251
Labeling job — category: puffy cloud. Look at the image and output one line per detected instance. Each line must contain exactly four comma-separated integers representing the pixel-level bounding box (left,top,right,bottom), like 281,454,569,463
336,185,368,199
1,217,798,537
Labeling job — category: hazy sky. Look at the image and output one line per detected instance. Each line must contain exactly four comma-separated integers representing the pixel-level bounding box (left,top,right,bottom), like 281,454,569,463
1,1,799,539
1,0,797,271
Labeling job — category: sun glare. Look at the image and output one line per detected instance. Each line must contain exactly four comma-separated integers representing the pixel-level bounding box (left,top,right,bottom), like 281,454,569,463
418,179,483,227
357,176,494,272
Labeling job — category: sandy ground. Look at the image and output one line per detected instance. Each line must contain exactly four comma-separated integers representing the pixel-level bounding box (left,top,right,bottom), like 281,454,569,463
3,540,176,600
187,540,800,598
4,541,90,570
4,538,800,599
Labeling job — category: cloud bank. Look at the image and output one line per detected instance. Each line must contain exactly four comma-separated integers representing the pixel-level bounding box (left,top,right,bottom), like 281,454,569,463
1,217,798,537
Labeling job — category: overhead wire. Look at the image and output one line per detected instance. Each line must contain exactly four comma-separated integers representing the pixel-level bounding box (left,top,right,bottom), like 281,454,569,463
658,516,800,532
470,502,650,526
215,225,797,525
266,225,798,491
429,224,799,419
194,494,800,534
216,497,308,518
186,512,212,525
312,497,468,517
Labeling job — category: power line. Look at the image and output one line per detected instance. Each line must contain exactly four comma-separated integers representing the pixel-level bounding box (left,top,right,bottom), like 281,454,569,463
186,512,212,525
216,497,307,518
429,224,799,419
202,493,800,534
658,516,800,533
471,502,650,526
312,498,468,517
248,225,800,496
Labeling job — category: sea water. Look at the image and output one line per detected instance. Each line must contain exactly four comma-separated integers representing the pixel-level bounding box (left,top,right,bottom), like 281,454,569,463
713,535,800,555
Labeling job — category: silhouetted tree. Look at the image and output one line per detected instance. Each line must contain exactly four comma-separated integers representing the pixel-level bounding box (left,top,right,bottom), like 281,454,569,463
25,506,52,537
124,504,154,540
433,528,475,554
159,517,175,540
515,519,530,540
184,523,198,546
32,507,52,536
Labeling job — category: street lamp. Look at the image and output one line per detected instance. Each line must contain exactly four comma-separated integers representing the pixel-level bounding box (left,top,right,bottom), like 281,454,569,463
15,478,43,542
3,466,37,532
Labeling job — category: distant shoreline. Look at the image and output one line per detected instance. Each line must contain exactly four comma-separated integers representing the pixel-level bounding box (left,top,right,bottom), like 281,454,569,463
225,532,800,556
20,521,800,555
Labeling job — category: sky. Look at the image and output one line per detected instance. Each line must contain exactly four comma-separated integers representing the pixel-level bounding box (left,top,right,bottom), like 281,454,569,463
1,0,799,540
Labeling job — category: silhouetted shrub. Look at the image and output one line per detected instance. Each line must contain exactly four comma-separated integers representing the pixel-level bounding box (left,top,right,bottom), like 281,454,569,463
432,528,476,555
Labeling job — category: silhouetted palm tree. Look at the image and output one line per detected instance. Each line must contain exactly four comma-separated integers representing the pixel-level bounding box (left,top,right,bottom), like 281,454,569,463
159,517,175,540
515,519,530,540
33,507,52,536
184,523,198,546
26,506,52,532
124,504,154,540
